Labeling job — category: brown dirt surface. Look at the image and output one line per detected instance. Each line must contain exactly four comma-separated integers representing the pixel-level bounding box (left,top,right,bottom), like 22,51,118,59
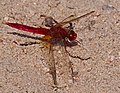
0,0,120,93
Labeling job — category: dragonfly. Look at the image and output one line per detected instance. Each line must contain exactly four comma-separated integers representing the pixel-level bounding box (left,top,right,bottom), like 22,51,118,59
4,11,95,87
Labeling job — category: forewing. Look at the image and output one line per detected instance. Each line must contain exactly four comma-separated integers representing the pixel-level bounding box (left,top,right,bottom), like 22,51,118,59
54,45,73,87
41,44,57,85
58,11,95,26
42,44,73,87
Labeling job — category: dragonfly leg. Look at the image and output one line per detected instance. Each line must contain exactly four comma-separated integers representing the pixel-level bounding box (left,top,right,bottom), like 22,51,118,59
66,23,75,36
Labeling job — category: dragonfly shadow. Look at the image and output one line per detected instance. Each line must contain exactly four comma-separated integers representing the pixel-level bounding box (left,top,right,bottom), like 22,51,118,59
7,32,48,42
7,32,78,47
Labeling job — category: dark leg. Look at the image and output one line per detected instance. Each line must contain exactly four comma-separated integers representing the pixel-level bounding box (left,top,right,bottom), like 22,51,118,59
67,23,74,31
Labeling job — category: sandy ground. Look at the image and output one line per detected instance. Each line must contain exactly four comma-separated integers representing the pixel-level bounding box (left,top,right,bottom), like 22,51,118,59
0,0,120,93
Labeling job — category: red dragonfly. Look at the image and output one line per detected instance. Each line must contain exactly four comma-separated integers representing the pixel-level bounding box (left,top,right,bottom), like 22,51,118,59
4,11,94,87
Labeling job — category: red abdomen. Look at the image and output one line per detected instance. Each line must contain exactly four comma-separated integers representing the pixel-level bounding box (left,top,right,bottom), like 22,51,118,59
5,22,50,35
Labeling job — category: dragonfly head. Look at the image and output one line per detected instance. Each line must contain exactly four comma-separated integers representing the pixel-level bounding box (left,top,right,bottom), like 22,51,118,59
68,30,77,41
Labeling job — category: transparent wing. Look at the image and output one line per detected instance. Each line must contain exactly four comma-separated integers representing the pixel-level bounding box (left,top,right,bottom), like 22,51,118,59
42,42,74,88
41,43,57,86
60,15,75,23
56,11,95,26
53,45,74,87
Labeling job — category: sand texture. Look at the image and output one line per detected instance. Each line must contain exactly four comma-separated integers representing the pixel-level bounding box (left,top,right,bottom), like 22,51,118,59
0,0,120,93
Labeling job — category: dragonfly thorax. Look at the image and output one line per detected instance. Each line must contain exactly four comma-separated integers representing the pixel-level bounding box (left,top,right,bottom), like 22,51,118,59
49,25,77,43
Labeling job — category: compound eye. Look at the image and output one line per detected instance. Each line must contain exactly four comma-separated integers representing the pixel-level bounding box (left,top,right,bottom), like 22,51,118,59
69,31,77,41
